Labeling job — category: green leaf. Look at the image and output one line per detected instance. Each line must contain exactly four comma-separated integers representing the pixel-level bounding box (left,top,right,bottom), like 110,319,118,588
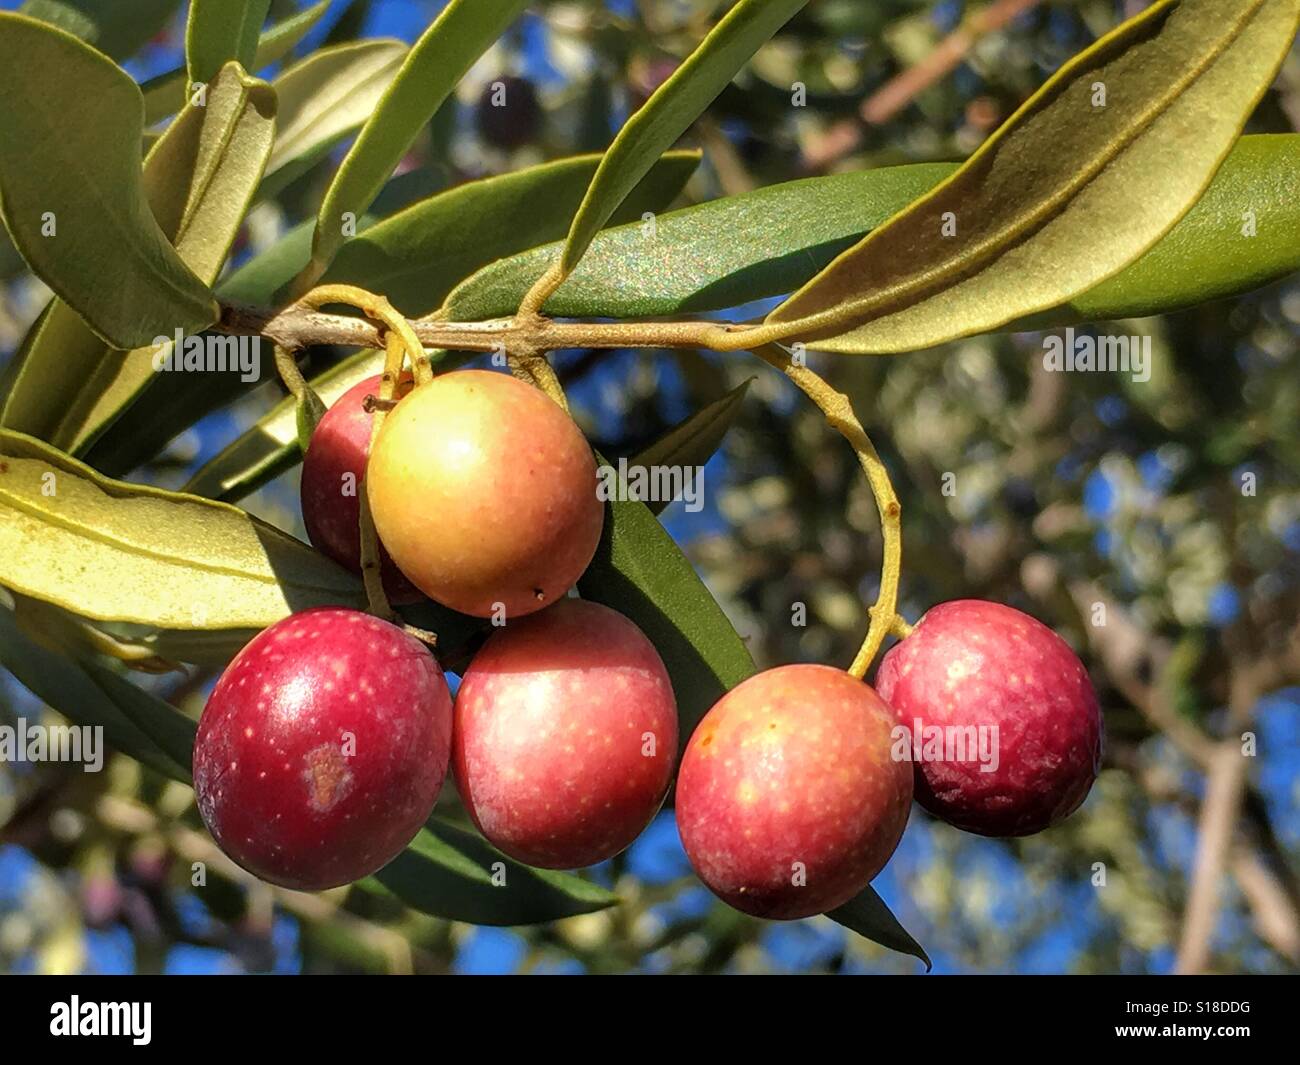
0,429,363,631
371,817,619,926
828,887,931,969
444,135,1300,329
321,149,701,317
764,0,1300,354
1031,133,1300,326
578,460,755,752
548,0,808,285
633,379,751,517
185,0,271,87
107,151,698,484
0,13,218,350
20,0,180,62
262,39,409,190
443,163,951,321
28,64,277,455
0,604,194,782
142,0,332,126
303,0,531,285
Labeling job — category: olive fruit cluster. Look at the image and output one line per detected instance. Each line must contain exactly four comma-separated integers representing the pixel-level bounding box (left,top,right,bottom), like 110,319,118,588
193,369,1102,921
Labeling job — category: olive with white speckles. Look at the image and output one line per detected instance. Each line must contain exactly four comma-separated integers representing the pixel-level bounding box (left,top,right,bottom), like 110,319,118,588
676,664,912,920
300,374,421,604
875,600,1102,837
366,370,604,618
453,599,677,869
193,608,453,890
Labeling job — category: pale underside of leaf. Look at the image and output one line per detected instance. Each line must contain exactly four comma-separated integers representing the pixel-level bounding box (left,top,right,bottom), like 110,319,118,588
265,39,408,179
142,0,332,126
52,65,277,454
767,0,1300,354
0,430,362,629
0,13,218,350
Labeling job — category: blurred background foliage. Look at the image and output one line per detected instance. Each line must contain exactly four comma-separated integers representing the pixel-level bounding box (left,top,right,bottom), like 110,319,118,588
1,0,1298,974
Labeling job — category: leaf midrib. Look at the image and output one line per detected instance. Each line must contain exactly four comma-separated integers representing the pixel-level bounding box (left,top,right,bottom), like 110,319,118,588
774,0,1265,333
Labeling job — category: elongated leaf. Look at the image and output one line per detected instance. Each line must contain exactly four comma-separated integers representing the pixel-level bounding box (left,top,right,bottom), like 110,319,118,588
0,430,363,630
98,152,698,481
578,461,755,752
20,0,180,62
765,0,1300,354
633,379,751,517
322,149,700,316
445,135,1300,328
444,163,950,321
263,39,408,185
372,818,619,925
142,0,332,125
1035,133,1300,325
303,0,531,284
186,0,270,86
0,605,194,782
0,13,217,349
34,65,276,455
828,886,930,968
549,0,807,286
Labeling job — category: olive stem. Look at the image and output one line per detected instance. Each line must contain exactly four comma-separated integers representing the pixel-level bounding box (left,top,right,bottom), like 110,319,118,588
750,344,905,680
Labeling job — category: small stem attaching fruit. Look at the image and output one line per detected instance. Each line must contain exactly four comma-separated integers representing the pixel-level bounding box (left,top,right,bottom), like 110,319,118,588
750,344,904,680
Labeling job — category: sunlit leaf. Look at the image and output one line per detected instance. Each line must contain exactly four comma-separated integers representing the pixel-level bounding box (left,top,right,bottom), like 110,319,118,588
262,39,408,191
0,430,363,631
303,0,531,285
546,0,808,287
765,0,1300,353
0,12,217,350
186,0,270,87
142,0,332,125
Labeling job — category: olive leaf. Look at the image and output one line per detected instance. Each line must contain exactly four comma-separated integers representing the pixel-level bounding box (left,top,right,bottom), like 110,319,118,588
302,0,532,286
0,12,218,350
578,456,755,753
320,150,701,317
371,818,619,926
1029,133,1300,326
764,0,1300,354
19,0,180,62
142,0,333,125
828,886,930,968
443,163,950,321
0,604,194,782
128,151,699,490
261,39,409,194
445,134,1300,330
186,0,271,87
544,0,808,289
632,379,752,517
0,429,363,630
41,64,275,456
